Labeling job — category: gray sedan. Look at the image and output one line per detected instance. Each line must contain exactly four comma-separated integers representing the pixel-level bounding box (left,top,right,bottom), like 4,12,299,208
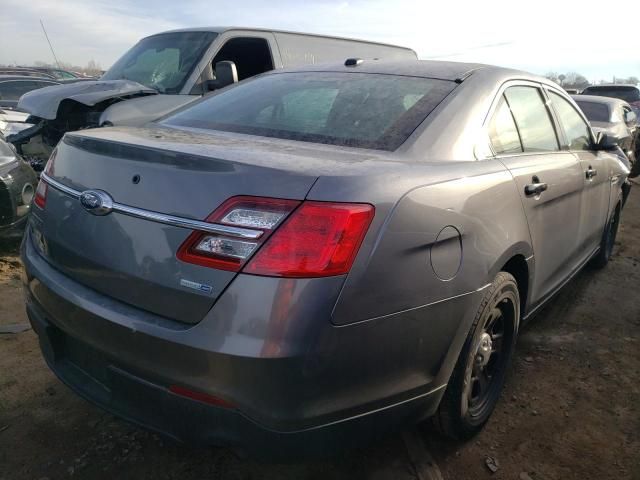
21,60,629,457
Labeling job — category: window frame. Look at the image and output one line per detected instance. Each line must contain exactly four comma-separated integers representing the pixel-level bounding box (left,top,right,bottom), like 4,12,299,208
479,80,566,159
544,85,596,151
185,31,279,95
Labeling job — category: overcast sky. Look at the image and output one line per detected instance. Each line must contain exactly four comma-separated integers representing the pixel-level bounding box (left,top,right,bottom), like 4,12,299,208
1,0,638,81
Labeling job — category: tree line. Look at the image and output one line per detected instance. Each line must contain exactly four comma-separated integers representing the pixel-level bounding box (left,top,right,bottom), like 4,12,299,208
545,72,639,90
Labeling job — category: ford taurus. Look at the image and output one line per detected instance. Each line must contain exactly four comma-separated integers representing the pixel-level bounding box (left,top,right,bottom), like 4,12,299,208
21,60,629,456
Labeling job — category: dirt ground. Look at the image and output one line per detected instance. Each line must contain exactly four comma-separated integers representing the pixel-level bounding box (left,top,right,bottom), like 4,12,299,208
1,189,638,480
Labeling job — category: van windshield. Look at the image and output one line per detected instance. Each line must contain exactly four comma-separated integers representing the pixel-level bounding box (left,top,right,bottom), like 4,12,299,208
162,71,456,151
102,32,216,94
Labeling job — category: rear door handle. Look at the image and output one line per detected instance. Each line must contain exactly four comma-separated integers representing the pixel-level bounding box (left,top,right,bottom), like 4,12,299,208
586,167,598,179
524,181,548,196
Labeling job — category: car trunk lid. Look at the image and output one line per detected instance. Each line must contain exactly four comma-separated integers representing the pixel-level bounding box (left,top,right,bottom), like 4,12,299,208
33,127,323,324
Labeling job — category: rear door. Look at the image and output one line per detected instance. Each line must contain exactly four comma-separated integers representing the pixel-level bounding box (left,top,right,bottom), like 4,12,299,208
547,89,610,257
488,83,585,306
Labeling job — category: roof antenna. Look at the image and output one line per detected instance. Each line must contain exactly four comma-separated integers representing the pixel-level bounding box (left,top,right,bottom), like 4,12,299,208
40,19,62,69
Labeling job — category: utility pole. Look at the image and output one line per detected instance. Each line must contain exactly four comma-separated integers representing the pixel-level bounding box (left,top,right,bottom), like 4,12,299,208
40,19,61,69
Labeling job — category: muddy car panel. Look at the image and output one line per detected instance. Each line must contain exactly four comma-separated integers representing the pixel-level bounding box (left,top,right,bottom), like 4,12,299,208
21,61,629,456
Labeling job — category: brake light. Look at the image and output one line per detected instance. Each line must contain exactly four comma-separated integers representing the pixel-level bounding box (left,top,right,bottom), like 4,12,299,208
34,181,47,209
244,202,374,277
33,149,57,210
177,196,300,271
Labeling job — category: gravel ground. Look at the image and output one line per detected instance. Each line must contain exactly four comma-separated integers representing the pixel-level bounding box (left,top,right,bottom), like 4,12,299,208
1,188,638,480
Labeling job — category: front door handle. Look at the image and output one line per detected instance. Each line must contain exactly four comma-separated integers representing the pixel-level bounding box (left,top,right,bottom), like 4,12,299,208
586,167,598,179
525,179,548,196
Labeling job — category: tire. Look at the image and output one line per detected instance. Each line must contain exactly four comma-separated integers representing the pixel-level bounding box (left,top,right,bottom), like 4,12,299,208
591,204,621,269
433,272,520,440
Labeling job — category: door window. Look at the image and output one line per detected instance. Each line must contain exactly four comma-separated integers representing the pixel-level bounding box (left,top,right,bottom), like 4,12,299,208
549,91,592,151
504,86,559,152
488,95,523,154
212,37,274,81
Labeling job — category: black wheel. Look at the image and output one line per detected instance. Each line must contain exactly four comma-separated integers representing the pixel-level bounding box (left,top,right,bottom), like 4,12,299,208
591,204,621,269
434,272,519,440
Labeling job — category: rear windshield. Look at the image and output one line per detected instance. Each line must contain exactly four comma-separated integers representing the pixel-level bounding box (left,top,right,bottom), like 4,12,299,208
102,32,216,94
162,72,456,151
581,86,640,103
575,101,610,122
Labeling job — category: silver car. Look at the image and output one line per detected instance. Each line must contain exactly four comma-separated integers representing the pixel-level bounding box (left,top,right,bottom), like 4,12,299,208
21,60,629,457
572,94,637,167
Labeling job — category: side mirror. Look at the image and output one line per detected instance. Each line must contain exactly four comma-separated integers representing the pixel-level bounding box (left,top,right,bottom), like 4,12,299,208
206,61,238,92
624,110,637,127
593,130,619,150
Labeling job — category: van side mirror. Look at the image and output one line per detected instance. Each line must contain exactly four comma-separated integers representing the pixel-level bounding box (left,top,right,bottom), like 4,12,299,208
205,61,238,92
624,110,637,127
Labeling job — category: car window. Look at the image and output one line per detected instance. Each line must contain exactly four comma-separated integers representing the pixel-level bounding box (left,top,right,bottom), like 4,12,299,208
0,81,41,100
163,72,456,151
488,95,523,154
581,86,640,104
504,86,559,152
56,71,76,80
549,92,592,151
574,101,610,123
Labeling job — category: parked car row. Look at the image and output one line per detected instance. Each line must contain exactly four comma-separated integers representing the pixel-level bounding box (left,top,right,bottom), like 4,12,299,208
18,43,630,458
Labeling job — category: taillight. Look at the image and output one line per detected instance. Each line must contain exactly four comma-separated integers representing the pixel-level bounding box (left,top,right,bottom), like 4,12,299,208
177,198,374,278
34,149,57,210
177,196,300,271
34,181,47,209
244,201,374,277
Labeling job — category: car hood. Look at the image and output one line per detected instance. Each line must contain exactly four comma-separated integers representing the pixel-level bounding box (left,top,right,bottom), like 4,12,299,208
17,80,158,120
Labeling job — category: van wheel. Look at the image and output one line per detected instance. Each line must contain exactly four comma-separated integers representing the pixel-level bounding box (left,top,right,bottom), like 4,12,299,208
434,272,519,440
591,205,620,269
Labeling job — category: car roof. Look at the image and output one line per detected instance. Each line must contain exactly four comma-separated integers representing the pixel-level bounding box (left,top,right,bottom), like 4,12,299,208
572,94,630,107
583,84,639,90
0,75,60,82
260,59,539,83
148,26,415,52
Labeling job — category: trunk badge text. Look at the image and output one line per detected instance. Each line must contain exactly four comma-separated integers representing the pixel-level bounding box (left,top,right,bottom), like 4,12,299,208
79,190,114,216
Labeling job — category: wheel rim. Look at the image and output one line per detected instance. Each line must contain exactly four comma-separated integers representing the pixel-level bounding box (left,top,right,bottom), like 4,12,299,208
463,295,516,419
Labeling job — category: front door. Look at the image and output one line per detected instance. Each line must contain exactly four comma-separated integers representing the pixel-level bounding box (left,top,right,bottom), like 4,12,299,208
547,90,610,257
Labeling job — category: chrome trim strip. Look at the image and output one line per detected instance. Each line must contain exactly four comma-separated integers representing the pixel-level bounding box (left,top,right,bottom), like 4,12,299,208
40,173,263,239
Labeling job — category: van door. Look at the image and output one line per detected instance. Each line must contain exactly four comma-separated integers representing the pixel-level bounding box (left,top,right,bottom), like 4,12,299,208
488,84,585,307
547,89,610,258
184,31,280,94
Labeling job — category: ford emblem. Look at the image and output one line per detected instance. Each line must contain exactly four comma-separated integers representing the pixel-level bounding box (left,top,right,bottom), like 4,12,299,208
79,190,113,216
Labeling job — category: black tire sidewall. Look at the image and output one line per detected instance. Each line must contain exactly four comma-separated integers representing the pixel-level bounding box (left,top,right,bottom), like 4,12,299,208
436,272,520,439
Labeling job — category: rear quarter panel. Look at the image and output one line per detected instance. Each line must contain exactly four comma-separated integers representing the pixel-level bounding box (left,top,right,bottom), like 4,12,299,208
307,159,533,325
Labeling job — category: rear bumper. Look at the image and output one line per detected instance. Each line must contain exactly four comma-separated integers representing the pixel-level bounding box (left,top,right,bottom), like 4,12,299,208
21,228,482,457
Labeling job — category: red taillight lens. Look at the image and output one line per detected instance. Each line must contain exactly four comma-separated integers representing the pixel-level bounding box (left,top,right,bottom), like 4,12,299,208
34,181,47,209
34,148,57,210
176,196,300,272
244,202,374,277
